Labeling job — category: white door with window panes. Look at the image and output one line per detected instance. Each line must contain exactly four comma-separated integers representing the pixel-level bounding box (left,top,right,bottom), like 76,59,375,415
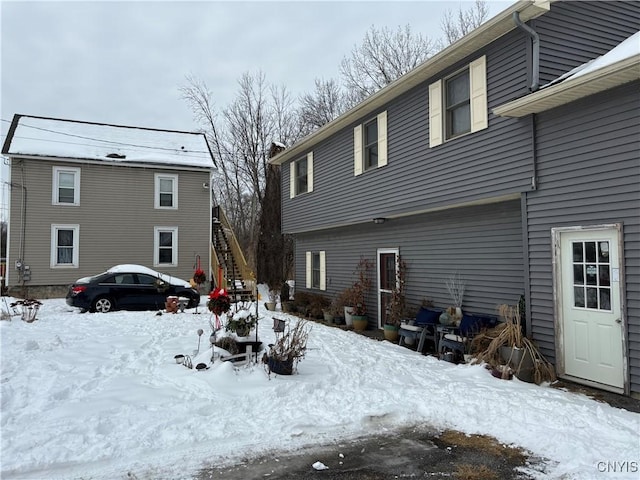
557,227,624,389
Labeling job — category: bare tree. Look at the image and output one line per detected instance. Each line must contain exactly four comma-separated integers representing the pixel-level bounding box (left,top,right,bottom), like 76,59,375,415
340,24,438,104
441,0,489,45
181,72,300,271
298,78,349,134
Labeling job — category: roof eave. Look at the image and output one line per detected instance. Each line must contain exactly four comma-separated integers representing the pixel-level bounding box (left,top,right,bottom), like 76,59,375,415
3,153,215,171
270,0,552,165
493,54,640,117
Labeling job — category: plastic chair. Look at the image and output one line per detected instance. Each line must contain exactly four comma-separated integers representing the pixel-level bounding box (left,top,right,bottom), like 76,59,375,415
398,307,441,353
438,314,496,362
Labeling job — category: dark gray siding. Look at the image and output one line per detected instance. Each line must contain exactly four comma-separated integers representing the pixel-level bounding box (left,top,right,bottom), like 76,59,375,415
526,81,640,394
8,159,211,291
282,29,533,234
296,201,524,328
534,1,640,84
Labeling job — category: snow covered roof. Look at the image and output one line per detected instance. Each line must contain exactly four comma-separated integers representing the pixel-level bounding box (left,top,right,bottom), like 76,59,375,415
1,114,215,170
494,31,640,117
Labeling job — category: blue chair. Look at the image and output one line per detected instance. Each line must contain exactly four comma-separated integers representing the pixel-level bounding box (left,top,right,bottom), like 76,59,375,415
438,314,496,362
399,307,441,353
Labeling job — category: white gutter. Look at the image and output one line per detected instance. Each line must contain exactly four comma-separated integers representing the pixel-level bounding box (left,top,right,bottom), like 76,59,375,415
493,54,640,117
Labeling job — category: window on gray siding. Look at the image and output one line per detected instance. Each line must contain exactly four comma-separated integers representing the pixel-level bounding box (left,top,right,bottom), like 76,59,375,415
155,174,178,209
446,70,471,139
154,226,178,266
295,157,308,195
312,252,321,289
52,166,80,205
50,224,79,267
364,118,378,170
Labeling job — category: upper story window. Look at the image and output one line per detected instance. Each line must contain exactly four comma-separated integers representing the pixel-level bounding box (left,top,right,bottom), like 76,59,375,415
364,118,378,170
289,152,314,198
155,173,178,209
52,166,80,205
354,111,387,176
429,55,487,147
154,226,178,266
50,224,79,268
446,70,471,138
305,250,326,290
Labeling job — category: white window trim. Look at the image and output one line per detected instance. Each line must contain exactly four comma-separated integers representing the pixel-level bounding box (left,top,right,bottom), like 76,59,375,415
154,226,178,267
154,173,178,209
429,55,487,147
50,224,79,268
290,152,314,198
354,111,387,176
305,250,326,291
52,166,81,206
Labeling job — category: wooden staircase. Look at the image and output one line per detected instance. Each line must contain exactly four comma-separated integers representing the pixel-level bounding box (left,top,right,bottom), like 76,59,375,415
211,206,255,301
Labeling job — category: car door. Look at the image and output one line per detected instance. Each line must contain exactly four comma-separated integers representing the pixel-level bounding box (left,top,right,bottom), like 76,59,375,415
108,273,141,309
135,273,169,310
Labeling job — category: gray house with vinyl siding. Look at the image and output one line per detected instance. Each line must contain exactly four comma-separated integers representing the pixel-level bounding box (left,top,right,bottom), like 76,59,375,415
271,0,640,397
2,114,215,297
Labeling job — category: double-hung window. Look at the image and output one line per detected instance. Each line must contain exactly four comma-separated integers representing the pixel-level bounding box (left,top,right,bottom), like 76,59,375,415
305,251,326,290
154,227,178,266
429,55,487,147
155,173,178,209
354,111,387,176
289,152,314,198
52,166,80,205
50,224,79,267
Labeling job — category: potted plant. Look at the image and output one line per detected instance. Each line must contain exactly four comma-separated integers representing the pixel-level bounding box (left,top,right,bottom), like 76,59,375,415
280,281,294,313
445,272,465,325
348,257,373,331
471,303,556,384
225,306,257,338
208,288,231,316
264,290,277,311
265,319,311,375
384,258,407,341
193,268,207,286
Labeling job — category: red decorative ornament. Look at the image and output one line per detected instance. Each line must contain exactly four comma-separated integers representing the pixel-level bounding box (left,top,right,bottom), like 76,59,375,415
208,288,231,315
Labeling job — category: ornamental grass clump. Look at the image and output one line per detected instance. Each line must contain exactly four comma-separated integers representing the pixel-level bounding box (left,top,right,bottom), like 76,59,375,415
471,303,556,384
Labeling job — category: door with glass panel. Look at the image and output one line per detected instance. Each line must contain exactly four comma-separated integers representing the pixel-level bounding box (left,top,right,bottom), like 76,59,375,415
558,228,624,389
377,249,398,329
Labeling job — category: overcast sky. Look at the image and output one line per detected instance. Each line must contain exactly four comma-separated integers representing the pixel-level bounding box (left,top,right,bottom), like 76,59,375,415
0,0,510,219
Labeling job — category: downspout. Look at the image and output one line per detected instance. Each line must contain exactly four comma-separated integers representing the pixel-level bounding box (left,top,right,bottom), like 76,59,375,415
514,12,541,338
513,12,540,92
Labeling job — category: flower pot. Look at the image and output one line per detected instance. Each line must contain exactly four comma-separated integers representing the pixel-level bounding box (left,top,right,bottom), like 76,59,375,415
352,315,368,331
502,346,535,383
344,306,354,327
265,302,276,311
383,324,399,342
268,356,294,375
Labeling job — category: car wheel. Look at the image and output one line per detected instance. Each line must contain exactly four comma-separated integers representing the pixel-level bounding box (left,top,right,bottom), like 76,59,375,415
92,297,113,313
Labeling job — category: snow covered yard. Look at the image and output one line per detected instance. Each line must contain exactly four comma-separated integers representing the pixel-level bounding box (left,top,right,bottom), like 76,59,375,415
1,297,638,480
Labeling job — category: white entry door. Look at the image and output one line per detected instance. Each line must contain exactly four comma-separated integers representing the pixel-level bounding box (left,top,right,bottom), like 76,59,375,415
558,228,624,389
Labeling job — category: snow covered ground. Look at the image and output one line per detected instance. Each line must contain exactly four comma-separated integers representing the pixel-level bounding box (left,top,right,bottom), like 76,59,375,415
1,293,638,480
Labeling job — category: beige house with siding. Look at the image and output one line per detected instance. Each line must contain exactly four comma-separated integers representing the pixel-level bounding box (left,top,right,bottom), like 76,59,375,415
2,114,215,298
